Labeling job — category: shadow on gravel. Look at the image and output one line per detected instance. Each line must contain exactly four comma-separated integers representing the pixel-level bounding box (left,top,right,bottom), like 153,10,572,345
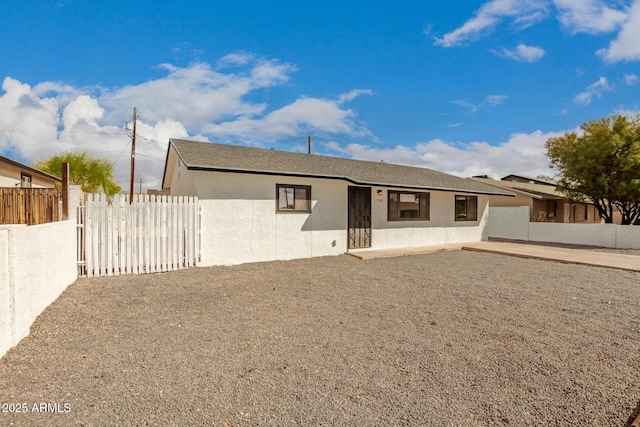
626,400,640,427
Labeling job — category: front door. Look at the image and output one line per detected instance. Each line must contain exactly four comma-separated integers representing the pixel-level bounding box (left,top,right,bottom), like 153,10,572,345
348,186,371,249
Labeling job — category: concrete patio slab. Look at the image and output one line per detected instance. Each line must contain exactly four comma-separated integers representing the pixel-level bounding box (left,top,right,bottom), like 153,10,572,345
346,243,462,260
348,241,640,272
463,241,640,272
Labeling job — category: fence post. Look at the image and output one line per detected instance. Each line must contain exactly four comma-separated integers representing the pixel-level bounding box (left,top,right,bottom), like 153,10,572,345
61,162,69,220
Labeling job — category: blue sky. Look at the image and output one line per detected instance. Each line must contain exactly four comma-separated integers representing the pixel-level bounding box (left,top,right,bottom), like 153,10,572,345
1,0,639,191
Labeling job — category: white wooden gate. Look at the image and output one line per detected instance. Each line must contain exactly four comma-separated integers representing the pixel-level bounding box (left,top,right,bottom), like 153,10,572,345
77,194,200,277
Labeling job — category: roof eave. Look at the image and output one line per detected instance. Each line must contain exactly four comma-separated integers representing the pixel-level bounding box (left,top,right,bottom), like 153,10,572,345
0,155,63,183
185,164,515,196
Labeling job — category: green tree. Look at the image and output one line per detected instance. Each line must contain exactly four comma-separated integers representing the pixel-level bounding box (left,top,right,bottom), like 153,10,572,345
546,114,640,225
34,152,122,196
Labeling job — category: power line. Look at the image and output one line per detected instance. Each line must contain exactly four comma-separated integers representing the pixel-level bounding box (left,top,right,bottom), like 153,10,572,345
15,125,129,136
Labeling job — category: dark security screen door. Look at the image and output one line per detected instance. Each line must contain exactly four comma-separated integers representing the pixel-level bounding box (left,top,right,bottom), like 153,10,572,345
348,186,371,249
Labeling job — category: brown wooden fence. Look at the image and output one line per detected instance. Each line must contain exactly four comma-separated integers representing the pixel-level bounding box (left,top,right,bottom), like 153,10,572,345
0,188,60,225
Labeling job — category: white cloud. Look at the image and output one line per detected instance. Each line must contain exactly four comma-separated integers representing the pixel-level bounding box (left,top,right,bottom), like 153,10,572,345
553,0,628,34
0,77,60,161
434,0,548,47
625,73,639,85
0,57,372,192
217,52,255,67
204,92,373,140
328,130,566,179
454,95,507,113
436,0,640,64
492,43,546,62
485,94,508,106
574,76,613,105
454,100,479,114
596,0,640,62
338,89,374,103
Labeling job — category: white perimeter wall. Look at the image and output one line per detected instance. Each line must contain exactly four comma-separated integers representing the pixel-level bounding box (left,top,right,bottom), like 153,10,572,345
488,206,640,248
488,206,530,241
183,171,490,265
0,220,78,358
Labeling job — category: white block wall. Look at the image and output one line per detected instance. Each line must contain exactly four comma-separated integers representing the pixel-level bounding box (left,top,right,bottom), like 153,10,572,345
529,222,617,247
0,220,78,358
488,206,530,240
615,225,640,249
0,229,11,356
488,206,640,249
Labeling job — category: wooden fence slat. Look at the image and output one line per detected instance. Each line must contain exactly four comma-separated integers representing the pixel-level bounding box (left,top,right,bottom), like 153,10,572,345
0,187,60,225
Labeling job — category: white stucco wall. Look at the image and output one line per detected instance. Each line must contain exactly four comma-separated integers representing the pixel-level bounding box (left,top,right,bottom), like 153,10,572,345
0,229,11,357
0,220,78,358
180,171,491,265
197,173,348,266
369,187,489,250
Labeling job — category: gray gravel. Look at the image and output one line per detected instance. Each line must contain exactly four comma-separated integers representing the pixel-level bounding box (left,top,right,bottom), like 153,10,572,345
1,250,639,426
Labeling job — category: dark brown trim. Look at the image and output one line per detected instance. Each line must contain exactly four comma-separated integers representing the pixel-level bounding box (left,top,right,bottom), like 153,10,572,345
348,186,372,249
276,184,312,213
387,190,430,221
455,195,478,222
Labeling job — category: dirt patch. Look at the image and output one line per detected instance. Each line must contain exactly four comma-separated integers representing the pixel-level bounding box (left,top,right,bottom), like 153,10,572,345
1,251,639,426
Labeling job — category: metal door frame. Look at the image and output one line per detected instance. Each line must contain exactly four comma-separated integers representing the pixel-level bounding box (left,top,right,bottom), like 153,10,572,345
347,186,372,249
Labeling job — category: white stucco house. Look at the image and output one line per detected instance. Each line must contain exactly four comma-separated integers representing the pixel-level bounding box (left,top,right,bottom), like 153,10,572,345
161,139,513,265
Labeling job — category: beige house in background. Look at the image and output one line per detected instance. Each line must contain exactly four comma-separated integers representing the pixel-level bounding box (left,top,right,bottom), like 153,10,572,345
472,175,601,224
0,155,61,188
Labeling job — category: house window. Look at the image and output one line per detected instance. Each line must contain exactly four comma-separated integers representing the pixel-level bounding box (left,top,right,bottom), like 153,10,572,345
547,200,558,218
455,195,478,221
20,173,32,188
573,203,587,221
388,191,429,221
276,184,311,213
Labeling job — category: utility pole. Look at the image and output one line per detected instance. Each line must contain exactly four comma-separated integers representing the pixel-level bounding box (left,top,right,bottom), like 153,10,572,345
129,107,137,203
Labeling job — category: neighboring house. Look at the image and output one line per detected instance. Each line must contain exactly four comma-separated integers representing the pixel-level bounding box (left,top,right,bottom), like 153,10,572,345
472,175,601,223
161,139,513,264
0,155,61,188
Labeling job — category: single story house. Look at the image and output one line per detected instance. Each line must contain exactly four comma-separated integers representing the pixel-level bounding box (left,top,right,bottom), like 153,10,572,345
161,139,513,265
472,175,601,223
0,155,61,188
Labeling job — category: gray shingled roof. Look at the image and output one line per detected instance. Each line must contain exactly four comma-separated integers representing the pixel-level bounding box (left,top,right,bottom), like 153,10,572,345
167,139,514,196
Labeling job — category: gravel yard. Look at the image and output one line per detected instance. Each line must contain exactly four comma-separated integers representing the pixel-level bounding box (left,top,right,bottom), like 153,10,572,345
1,250,639,426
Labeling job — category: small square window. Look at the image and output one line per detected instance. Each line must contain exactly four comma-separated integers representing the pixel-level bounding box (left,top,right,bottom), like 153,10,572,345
455,195,478,221
21,173,32,188
276,184,311,213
